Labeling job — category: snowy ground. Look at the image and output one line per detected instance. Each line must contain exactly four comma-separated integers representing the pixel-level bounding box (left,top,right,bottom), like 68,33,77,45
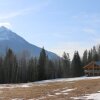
1,76,100,88
26,76,100,100
34,76,100,84
0,76,100,100
71,92,100,100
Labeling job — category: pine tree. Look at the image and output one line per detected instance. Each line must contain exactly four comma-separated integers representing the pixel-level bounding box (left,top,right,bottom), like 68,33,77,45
82,50,88,66
28,58,35,82
92,46,99,61
3,48,18,83
46,60,55,79
0,57,3,83
38,47,46,80
88,50,93,63
62,52,70,77
57,60,63,78
97,45,100,60
71,51,84,77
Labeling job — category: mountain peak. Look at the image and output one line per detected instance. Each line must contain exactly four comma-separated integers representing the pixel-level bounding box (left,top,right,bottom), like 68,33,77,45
0,27,59,59
0,26,7,29
0,26,16,40
0,26,10,31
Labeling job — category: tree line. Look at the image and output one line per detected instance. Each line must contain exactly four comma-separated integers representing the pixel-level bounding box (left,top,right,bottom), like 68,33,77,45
0,45,100,84
0,48,71,83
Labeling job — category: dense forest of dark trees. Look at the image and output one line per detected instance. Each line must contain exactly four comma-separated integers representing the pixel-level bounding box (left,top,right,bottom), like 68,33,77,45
0,45,100,84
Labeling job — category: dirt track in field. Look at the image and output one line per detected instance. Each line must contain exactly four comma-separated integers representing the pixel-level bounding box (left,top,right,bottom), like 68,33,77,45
0,78,100,100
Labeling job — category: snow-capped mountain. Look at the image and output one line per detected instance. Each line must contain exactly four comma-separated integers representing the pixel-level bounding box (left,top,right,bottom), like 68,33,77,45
0,26,59,59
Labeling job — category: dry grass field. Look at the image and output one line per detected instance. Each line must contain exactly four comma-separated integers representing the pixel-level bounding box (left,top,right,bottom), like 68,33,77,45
0,77,100,100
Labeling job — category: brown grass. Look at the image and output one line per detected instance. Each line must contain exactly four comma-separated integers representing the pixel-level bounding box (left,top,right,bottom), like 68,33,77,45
0,79,100,100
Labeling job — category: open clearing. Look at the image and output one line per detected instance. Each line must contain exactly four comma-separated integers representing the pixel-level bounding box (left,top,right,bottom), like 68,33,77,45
0,77,100,100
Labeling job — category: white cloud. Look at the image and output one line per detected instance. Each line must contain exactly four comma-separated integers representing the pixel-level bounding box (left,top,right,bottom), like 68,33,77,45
0,22,12,29
0,1,49,20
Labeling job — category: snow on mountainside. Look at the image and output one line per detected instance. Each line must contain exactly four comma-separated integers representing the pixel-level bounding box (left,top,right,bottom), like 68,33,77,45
0,26,59,59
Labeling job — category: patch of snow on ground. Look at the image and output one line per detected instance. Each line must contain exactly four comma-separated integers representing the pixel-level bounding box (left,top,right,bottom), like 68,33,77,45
61,88,76,93
54,88,76,96
0,76,99,89
63,93,68,95
35,96,46,100
12,98,24,100
71,96,87,100
86,93,100,100
71,92,100,100
55,93,62,95
20,84,31,88
0,83,33,89
34,76,100,84
0,85,15,89
47,94,54,96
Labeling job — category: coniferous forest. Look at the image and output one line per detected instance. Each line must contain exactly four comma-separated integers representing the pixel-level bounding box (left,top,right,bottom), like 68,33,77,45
0,45,100,84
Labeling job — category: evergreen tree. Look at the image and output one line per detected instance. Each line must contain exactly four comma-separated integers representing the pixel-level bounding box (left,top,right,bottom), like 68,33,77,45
0,57,3,83
38,47,46,80
71,51,84,77
33,57,38,81
11,55,18,83
3,49,18,83
82,50,88,66
57,60,63,78
92,46,99,61
62,52,70,77
18,52,28,83
88,50,92,63
27,57,38,82
46,60,55,79
28,58,35,82
97,45,100,60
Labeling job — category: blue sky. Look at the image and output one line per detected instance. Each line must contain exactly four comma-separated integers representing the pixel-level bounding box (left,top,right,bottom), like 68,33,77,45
0,0,100,57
